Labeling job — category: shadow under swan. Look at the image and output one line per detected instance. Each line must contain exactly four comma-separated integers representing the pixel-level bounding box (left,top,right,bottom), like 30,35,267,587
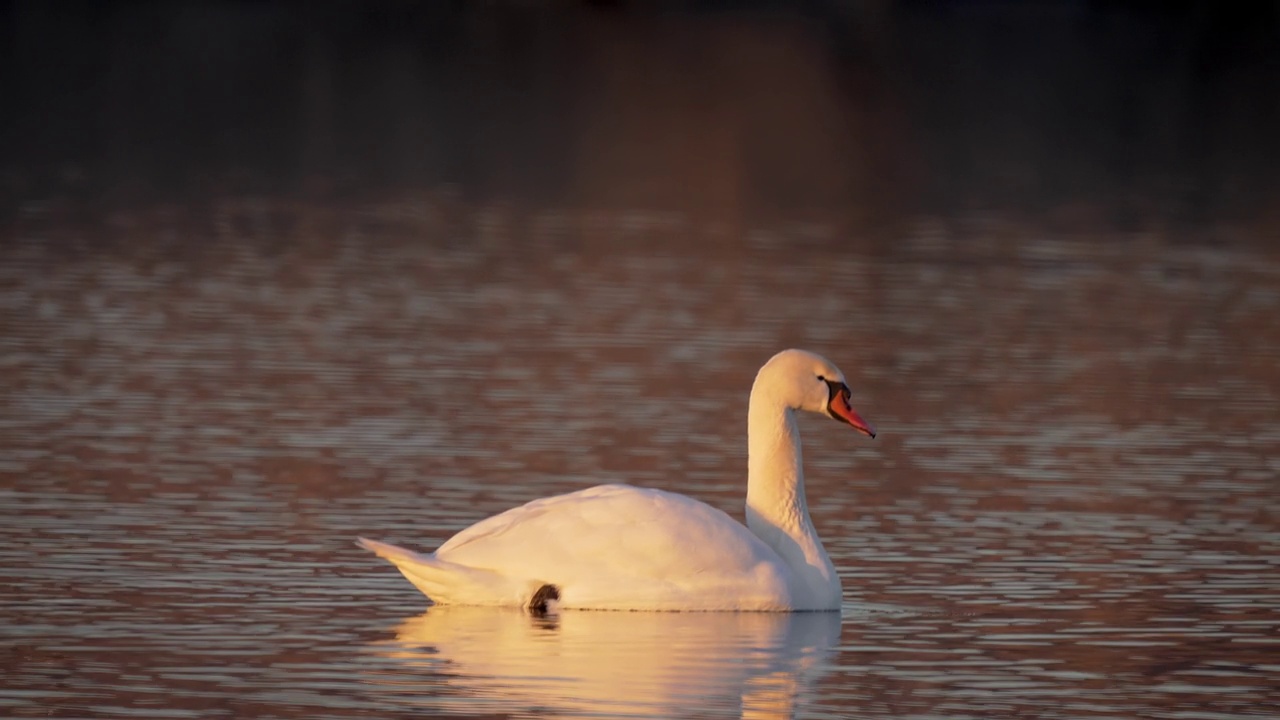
362,607,842,719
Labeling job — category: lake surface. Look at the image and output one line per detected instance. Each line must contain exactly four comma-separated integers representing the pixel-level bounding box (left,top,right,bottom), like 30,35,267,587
2,200,1279,718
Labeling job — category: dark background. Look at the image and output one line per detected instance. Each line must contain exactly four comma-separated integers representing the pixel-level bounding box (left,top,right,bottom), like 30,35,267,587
3,0,1279,238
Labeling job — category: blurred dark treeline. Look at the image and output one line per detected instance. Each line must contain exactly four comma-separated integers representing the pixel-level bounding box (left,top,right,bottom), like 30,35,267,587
2,0,1278,232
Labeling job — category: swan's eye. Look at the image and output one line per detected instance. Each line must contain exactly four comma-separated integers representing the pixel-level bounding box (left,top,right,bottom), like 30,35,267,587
816,374,826,383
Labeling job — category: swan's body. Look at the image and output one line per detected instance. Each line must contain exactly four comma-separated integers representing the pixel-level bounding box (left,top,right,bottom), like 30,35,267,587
358,349,875,612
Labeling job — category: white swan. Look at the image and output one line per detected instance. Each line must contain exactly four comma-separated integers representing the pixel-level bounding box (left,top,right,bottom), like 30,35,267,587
357,348,875,612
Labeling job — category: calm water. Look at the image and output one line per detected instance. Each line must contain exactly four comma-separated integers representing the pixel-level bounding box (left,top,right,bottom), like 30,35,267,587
2,200,1279,718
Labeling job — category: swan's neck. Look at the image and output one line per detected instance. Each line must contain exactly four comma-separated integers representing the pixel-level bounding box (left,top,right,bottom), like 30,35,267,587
746,393,839,609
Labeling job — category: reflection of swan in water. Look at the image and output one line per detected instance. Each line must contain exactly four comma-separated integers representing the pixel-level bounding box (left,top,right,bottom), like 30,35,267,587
363,607,842,719
358,349,875,611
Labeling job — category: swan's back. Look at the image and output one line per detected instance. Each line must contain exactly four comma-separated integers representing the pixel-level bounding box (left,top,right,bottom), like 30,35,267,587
433,484,795,610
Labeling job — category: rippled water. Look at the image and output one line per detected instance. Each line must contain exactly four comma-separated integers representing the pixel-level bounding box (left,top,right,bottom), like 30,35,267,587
2,201,1278,718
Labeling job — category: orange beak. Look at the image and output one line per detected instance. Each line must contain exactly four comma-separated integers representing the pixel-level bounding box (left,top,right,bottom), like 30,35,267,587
828,385,876,438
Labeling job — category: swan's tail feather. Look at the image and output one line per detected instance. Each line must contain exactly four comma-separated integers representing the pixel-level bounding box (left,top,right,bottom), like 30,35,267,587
355,536,534,608
356,537,426,564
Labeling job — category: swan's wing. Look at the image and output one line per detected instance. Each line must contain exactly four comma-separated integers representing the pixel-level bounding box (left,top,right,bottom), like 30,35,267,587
436,502,555,555
435,484,787,594
436,484,636,557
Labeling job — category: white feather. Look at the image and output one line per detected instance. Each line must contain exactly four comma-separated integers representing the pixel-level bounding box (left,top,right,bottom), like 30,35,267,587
357,349,873,611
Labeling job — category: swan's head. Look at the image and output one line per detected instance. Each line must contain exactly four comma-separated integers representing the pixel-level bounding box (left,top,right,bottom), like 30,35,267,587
756,349,876,438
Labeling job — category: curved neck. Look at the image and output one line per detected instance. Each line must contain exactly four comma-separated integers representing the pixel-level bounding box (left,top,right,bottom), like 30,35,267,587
745,388,839,609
